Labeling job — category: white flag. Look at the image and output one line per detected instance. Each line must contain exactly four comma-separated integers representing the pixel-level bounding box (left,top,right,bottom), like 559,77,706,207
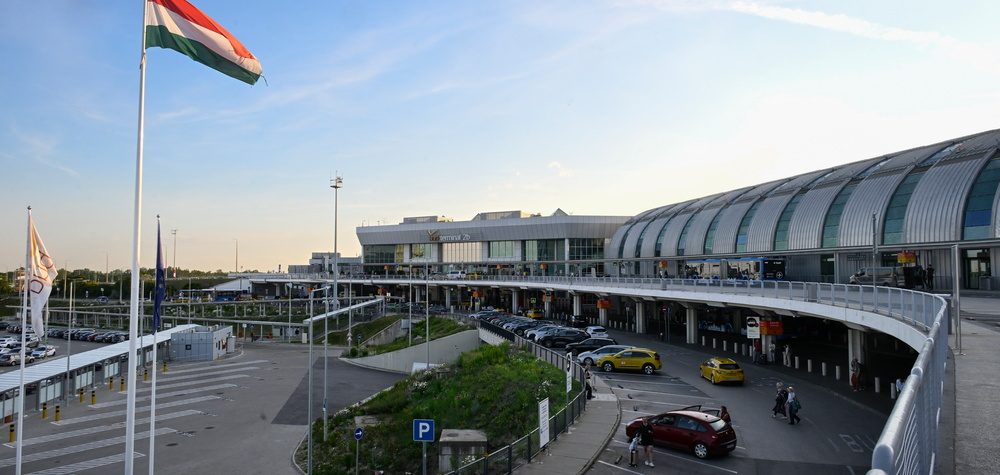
27,216,57,337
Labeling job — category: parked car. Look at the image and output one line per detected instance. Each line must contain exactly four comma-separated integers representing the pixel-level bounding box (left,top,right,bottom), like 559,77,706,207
0,353,19,366
30,348,48,360
596,347,662,375
698,357,745,385
41,345,56,357
577,345,634,367
0,337,18,348
624,408,737,459
849,267,903,287
565,337,618,356
525,325,562,341
568,315,590,328
446,270,467,280
537,328,589,348
584,326,609,338
526,309,543,319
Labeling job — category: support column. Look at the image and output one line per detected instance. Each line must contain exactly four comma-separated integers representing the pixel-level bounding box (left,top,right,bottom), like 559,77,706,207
511,290,519,314
685,307,697,344
847,327,866,372
598,308,608,326
572,294,582,316
731,309,740,334
544,298,551,319
635,301,645,334
445,288,452,309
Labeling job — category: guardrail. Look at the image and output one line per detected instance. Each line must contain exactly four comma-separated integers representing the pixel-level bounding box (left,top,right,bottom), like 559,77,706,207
444,319,587,475
326,275,947,474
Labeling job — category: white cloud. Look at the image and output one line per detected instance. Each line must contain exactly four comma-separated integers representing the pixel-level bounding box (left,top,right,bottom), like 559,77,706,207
547,161,573,177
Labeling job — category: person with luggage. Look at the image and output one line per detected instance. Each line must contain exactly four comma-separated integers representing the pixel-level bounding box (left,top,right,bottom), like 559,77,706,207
787,386,802,425
637,418,654,467
772,382,788,419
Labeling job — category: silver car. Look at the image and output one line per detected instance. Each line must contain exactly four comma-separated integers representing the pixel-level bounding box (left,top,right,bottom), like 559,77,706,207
577,344,634,367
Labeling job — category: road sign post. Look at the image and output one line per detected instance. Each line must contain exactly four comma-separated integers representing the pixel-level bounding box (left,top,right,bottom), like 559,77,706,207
354,427,364,475
413,419,435,475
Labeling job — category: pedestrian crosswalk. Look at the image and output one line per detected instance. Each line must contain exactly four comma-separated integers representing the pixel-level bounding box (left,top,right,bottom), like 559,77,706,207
0,357,271,474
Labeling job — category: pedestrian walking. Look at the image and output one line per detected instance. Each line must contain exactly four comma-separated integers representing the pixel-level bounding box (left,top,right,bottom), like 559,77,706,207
720,405,732,424
783,345,792,367
637,418,655,467
768,341,776,363
772,382,788,419
787,386,802,425
926,264,935,290
850,358,860,391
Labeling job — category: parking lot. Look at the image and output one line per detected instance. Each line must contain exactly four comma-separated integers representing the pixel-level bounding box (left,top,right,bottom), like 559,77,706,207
0,327,121,374
586,332,883,475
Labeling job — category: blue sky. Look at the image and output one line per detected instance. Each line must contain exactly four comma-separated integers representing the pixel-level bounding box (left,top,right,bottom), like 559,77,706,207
3,0,1000,272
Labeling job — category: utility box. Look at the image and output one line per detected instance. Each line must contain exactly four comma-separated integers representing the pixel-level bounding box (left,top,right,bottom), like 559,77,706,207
169,325,233,362
438,429,487,473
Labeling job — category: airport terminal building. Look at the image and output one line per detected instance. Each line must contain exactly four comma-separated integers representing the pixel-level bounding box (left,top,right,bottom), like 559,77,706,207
355,129,1000,290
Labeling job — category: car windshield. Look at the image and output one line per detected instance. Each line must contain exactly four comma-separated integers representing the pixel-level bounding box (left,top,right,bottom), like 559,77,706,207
709,419,727,431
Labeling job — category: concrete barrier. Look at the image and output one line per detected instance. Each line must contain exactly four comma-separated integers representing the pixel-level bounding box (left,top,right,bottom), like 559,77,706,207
794,356,799,369
807,360,813,373
822,362,827,377
340,330,480,374
836,365,841,381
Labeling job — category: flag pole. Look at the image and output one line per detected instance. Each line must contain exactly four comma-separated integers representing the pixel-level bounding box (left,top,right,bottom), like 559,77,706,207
126,1,150,472
15,207,31,475
148,217,162,475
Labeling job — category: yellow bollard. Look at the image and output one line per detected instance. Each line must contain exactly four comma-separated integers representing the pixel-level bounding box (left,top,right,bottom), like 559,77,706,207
163,360,168,373
120,377,125,392
79,388,85,403
54,405,61,422
41,402,48,420
144,368,149,382
108,377,113,391
8,424,13,443
91,389,96,405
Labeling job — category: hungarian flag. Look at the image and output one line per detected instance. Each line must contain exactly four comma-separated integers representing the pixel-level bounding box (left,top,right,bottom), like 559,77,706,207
145,0,262,85
27,216,57,337
153,222,167,332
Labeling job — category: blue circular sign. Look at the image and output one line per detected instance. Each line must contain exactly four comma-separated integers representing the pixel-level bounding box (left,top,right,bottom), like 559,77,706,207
354,427,364,440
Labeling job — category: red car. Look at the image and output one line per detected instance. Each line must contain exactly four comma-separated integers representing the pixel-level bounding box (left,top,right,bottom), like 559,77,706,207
624,408,737,459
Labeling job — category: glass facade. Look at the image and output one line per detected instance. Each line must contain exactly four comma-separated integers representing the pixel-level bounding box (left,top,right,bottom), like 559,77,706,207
488,241,518,260
676,214,694,256
883,172,925,245
703,210,723,255
821,183,857,248
409,243,433,261
963,157,1000,240
363,244,403,263
442,242,484,263
735,200,761,253
634,220,656,258
524,239,564,261
773,193,804,251
569,238,604,261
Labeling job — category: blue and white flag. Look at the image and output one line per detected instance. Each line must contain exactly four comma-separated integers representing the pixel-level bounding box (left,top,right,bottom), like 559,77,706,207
153,220,166,332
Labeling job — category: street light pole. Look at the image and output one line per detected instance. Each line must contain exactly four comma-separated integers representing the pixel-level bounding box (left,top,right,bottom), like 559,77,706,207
235,238,239,274
307,291,314,475
327,174,343,444
426,264,430,370
171,228,178,277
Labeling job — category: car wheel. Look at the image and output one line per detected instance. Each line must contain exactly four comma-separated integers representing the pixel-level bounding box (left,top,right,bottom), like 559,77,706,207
711,373,717,385
584,357,594,366
642,364,654,375
602,362,614,372
693,442,709,459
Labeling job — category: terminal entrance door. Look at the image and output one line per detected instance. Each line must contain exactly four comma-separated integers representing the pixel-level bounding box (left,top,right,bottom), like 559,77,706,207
964,249,991,289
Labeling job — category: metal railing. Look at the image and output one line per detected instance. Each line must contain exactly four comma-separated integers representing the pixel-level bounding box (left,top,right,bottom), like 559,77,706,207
444,320,587,475
330,275,946,474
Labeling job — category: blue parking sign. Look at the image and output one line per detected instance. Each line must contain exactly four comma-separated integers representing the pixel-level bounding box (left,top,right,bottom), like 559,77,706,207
413,419,435,442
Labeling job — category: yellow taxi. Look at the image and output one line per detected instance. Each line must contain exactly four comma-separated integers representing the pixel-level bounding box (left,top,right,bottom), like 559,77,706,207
596,347,662,375
698,357,745,385
526,309,543,319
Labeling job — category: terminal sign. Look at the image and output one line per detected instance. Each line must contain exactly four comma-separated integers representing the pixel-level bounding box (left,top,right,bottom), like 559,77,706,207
413,419,435,442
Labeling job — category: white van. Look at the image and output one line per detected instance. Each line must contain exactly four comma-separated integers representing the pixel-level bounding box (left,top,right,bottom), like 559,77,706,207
446,270,467,280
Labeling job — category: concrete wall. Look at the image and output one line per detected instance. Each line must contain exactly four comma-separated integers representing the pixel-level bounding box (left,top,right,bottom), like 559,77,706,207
341,330,481,374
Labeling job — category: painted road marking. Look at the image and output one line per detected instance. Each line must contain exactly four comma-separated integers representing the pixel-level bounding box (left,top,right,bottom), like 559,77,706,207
145,366,259,384
601,377,693,388
11,410,201,447
596,460,643,474
827,437,841,452
163,359,269,375
27,452,144,475
610,439,738,474
839,434,865,453
91,384,236,408
0,428,175,467
55,396,219,426
132,374,248,392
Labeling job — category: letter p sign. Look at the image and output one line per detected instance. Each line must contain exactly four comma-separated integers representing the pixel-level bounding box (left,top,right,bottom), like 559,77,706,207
413,419,435,442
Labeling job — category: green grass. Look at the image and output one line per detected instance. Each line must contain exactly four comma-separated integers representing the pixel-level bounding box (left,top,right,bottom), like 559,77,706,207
300,343,581,474
358,316,468,356
325,314,402,346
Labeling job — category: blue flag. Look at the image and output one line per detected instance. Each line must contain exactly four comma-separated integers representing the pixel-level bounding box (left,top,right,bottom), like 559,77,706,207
153,221,166,332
